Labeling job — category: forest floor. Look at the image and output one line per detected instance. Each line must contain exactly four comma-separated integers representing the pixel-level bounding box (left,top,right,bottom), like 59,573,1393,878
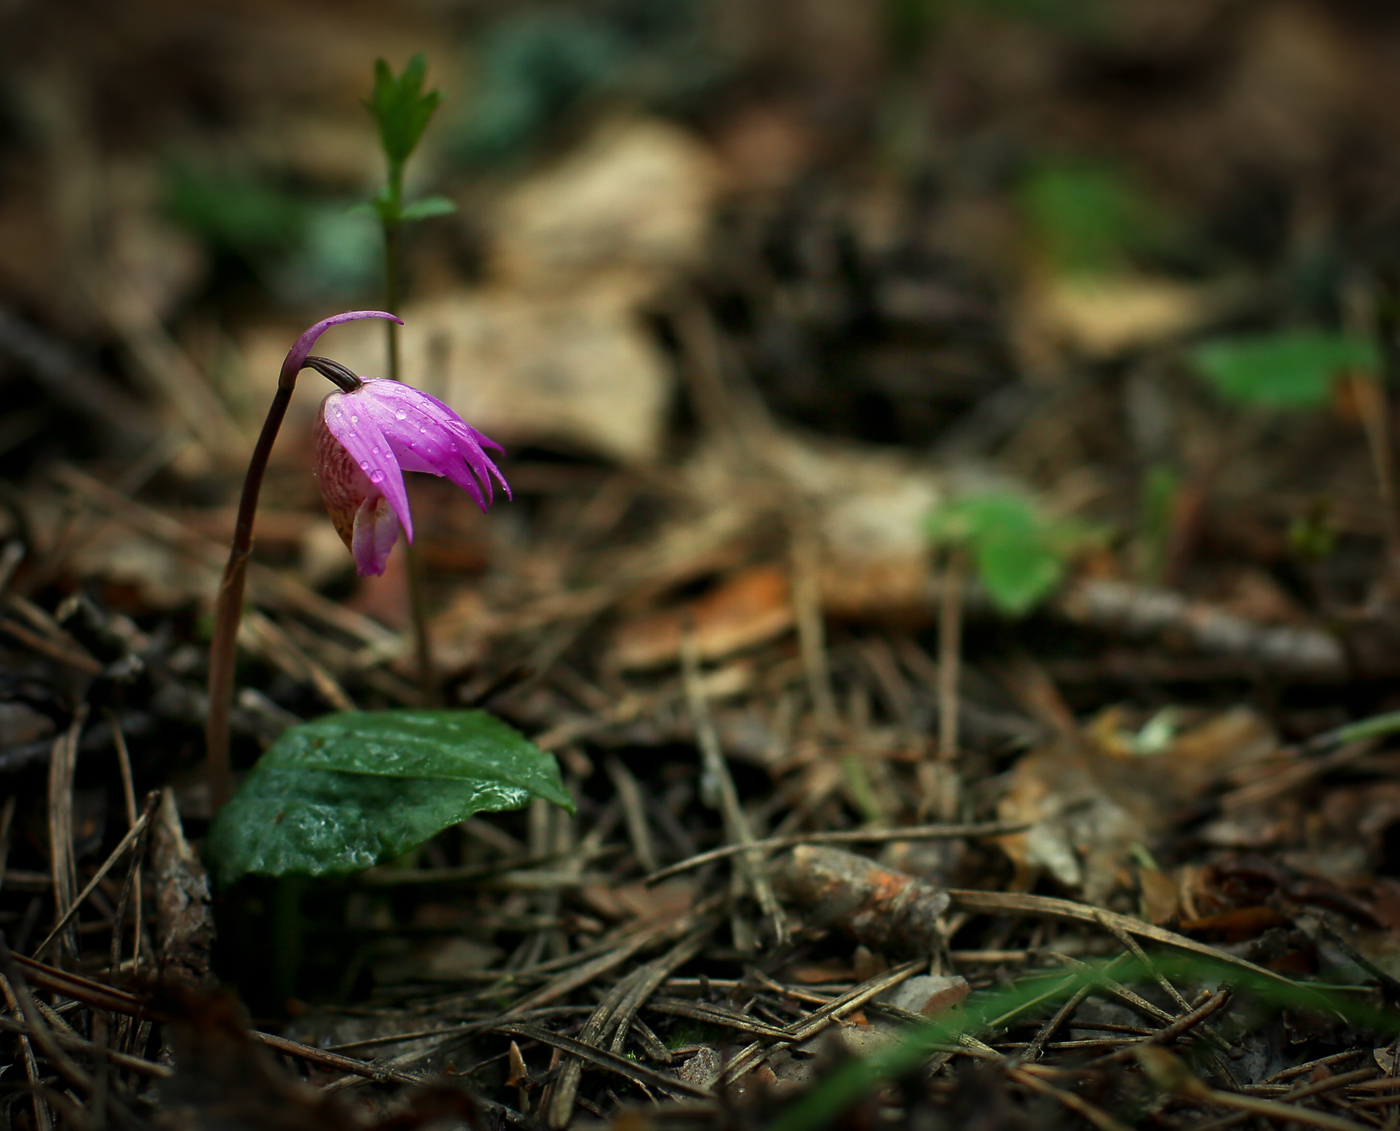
6,1,1400,1128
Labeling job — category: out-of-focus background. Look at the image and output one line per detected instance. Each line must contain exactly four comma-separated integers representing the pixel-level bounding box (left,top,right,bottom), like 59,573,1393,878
13,1,1400,1118
9,0,1400,473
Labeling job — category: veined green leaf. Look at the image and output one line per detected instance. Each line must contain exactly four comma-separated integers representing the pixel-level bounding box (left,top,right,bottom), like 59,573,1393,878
207,710,572,884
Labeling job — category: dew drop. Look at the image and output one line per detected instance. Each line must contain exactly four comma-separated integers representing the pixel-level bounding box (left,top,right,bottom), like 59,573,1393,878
369,470,384,483
351,415,359,424
395,410,407,420
359,461,369,470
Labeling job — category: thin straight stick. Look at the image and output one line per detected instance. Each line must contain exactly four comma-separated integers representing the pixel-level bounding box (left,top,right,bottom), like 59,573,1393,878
32,795,155,960
790,523,837,735
681,632,787,944
110,716,141,968
46,713,83,960
0,971,51,1131
204,312,398,810
382,200,438,706
0,794,16,892
933,548,965,820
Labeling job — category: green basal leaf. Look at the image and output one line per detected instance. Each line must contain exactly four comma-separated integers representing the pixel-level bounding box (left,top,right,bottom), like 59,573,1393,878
207,710,572,884
400,195,458,221
1193,331,1379,408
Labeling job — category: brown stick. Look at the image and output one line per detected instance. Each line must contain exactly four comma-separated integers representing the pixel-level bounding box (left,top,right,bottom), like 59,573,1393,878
644,820,1028,884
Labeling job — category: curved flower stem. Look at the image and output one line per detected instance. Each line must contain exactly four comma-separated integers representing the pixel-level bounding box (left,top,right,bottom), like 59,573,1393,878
206,311,400,812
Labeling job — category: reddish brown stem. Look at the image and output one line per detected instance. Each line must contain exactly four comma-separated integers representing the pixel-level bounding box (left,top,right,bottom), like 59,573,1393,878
205,311,399,812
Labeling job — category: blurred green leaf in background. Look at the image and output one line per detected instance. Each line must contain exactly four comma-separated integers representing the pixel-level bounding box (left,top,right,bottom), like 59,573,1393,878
450,2,722,166
927,492,1094,614
1021,158,1171,276
165,162,381,303
1192,331,1379,408
165,161,309,264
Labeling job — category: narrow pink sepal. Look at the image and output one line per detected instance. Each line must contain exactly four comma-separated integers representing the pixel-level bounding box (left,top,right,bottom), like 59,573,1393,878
281,310,403,385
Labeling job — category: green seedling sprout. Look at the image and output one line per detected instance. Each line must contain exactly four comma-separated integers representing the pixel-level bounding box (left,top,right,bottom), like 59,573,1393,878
363,53,458,703
1191,328,1400,570
926,492,1093,615
1192,331,1379,409
1138,463,1180,584
1020,158,1170,277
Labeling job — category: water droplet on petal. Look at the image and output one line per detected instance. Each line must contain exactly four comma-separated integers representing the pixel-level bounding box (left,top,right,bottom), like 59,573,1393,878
395,410,407,420
351,415,359,424
369,470,384,483
359,461,369,470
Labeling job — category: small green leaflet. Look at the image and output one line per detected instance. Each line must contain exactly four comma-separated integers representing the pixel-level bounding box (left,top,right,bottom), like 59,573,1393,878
206,710,573,885
927,493,1087,615
399,195,457,221
1020,159,1166,276
1193,331,1379,408
365,53,443,171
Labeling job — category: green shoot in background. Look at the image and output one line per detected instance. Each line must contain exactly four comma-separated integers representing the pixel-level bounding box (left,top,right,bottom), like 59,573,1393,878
1020,158,1170,277
363,53,456,381
1192,330,1379,408
1137,464,1180,584
363,53,456,702
927,492,1092,615
1289,497,1337,563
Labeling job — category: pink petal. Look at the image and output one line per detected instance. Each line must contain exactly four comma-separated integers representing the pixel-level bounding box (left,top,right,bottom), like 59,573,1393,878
355,379,508,509
446,420,511,502
322,390,414,543
351,494,399,576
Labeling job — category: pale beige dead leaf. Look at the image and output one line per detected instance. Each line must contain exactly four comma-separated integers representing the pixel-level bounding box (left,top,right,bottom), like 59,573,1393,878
491,117,721,290
1027,274,1213,359
331,278,675,465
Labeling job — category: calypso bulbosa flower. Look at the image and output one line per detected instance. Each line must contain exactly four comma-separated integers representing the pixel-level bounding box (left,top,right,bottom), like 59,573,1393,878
305,357,510,575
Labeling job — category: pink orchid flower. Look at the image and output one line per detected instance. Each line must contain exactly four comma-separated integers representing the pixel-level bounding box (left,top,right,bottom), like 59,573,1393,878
306,357,510,575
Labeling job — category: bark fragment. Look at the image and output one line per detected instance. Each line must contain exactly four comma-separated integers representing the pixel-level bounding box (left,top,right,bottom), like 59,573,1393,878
775,845,948,958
